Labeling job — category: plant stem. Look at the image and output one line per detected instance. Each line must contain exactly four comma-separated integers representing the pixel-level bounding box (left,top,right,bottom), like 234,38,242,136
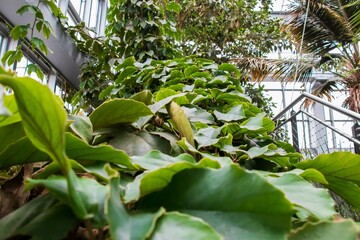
84,219,96,240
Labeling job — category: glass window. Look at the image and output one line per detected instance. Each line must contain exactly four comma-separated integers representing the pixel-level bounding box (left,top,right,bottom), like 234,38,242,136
70,0,86,18
0,34,8,61
15,56,47,84
89,0,99,31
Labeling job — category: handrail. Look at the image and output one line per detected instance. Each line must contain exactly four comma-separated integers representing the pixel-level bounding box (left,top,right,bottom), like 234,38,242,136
273,92,360,122
300,111,360,146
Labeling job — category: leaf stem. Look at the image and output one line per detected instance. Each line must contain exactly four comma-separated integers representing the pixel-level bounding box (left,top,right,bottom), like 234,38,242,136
84,219,96,240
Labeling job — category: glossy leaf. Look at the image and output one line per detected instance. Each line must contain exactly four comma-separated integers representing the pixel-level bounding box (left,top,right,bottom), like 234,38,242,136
0,195,77,240
124,158,221,203
268,174,335,220
65,133,135,170
151,212,222,240
0,94,21,127
0,75,69,171
132,150,195,170
106,173,165,240
182,106,214,124
289,220,359,240
0,122,25,154
138,164,293,239
89,99,153,129
110,130,172,156
130,90,153,105
0,136,49,168
213,105,246,122
240,113,275,133
68,115,93,143
26,173,108,226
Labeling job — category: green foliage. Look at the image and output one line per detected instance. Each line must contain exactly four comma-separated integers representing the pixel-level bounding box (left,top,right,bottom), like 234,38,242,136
1,62,360,238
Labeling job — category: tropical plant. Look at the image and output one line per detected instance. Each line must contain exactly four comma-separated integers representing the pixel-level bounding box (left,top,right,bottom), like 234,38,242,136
1,58,360,238
236,0,360,112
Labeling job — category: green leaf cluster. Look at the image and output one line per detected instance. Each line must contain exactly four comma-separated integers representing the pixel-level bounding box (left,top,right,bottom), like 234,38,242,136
1,62,359,239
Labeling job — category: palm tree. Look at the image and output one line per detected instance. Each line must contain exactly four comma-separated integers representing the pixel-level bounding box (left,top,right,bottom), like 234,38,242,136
233,0,360,112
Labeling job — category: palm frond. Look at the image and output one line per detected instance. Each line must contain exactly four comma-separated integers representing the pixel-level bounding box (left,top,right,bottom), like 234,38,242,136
286,0,354,55
231,57,315,82
303,80,340,108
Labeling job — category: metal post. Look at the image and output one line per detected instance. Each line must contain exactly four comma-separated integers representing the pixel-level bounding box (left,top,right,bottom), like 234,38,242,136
290,110,300,152
352,123,360,154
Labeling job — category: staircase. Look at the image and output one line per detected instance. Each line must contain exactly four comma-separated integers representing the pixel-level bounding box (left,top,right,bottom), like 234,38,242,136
271,92,360,159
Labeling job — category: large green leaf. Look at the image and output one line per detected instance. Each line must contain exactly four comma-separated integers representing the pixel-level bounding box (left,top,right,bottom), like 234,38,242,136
89,99,153,129
0,195,77,240
0,94,21,127
0,75,68,170
213,105,246,122
109,130,172,156
295,152,360,209
241,144,302,167
267,174,335,220
138,164,293,239
0,122,25,154
0,136,49,168
289,220,359,240
240,113,275,133
124,158,221,203
295,152,360,185
194,126,224,148
26,173,108,226
106,173,165,240
151,212,222,240
131,150,195,170
68,115,93,143
182,106,215,124
65,133,135,170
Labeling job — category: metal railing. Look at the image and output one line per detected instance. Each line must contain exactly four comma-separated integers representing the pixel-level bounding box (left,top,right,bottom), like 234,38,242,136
272,92,360,158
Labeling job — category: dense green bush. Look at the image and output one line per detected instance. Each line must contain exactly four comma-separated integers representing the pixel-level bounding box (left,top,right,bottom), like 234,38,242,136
1,63,360,239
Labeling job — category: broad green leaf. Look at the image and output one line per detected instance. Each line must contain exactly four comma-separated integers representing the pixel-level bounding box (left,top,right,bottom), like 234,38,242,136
267,174,335,220
300,168,329,185
89,99,153,129
132,150,195,171
295,152,360,185
0,94,21,127
242,144,301,167
289,220,359,240
194,126,224,148
177,138,233,167
130,90,153,105
106,174,165,240
115,56,136,70
151,212,222,240
110,130,172,156
166,101,195,147
218,63,237,72
213,105,246,122
0,122,25,154
26,173,108,226
68,115,93,143
325,176,360,210
0,136,49,168
65,133,136,170
0,75,69,171
149,92,187,113
36,160,110,181
295,152,360,209
124,158,221,203
138,164,293,240
0,195,77,240
182,106,214,124
165,2,181,13
115,66,138,84
240,113,275,133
